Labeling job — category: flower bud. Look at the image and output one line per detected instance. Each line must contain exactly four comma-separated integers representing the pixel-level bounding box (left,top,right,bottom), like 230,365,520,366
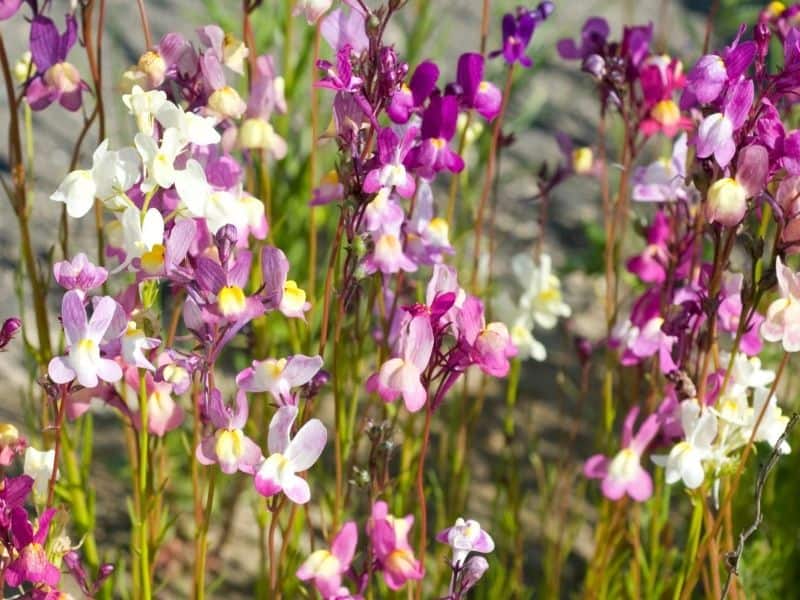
137,50,166,88
208,86,246,119
582,54,606,79
13,51,32,83
536,1,555,19
0,317,21,349
459,556,489,593
215,224,239,264
706,177,747,227
735,144,768,197
571,147,594,174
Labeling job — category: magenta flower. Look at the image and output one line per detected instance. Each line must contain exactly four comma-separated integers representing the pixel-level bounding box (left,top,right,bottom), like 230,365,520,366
625,210,671,284
453,53,502,121
368,501,423,590
317,45,362,93
26,15,88,111
53,253,108,294
406,94,464,177
363,127,417,199
584,406,659,501
196,389,262,474
0,316,21,351
253,405,326,504
296,521,357,598
682,27,755,106
367,314,433,412
236,354,324,405
362,223,418,275
719,273,764,355
5,508,60,589
387,61,439,124
0,0,22,20
48,291,123,388
436,518,495,567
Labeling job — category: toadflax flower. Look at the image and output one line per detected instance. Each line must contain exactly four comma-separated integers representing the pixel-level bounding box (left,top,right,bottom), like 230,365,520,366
584,406,659,501
196,389,262,474
4,508,60,589
48,291,123,388
761,256,800,351
23,447,57,502
367,313,433,412
368,500,424,590
237,354,323,405
436,518,495,567
652,400,717,489
296,521,357,598
26,15,89,111
53,253,108,294
254,405,326,504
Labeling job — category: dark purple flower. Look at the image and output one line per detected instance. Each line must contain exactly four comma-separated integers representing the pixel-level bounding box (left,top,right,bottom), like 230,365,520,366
26,15,88,111
0,316,21,350
363,127,418,198
453,53,502,121
557,17,609,61
490,6,550,68
406,94,464,177
387,60,439,124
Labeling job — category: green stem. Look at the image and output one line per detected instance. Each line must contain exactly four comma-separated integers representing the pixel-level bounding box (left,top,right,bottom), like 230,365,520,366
196,469,217,600
138,370,152,599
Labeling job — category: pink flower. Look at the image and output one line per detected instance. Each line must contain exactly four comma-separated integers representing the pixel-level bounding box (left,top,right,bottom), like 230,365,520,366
296,522,357,598
254,405,326,504
761,256,800,351
123,367,184,437
367,314,433,412
53,252,108,294
584,406,659,501
368,501,423,591
196,390,262,474
456,296,517,377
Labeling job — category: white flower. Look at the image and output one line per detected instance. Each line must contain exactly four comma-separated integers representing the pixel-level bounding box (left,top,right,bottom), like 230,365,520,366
50,140,141,218
495,292,546,361
751,388,791,454
122,85,168,133
135,128,184,190
119,206,164,268
203,188,250,234
156,102,221,146
24,447,57,501
729,353,775,390
50,169,97,218
173,159,212,217
652,400,717,489
512,253,571,330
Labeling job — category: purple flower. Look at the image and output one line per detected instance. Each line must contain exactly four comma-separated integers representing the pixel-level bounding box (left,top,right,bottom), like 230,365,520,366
53,253,108,294
363,127,417,198
254,405,326,504
48,291,123,388
362,223,418,275
490,5,552,68
625,210,671,284
695,79,754,168
317,45,362,93
196,389,262,474
367,314,433,412
632,133,693,203
320,5,368,54
297,522,357,598
584,406,659,501
453,53,502,121
557,17,609,61
26,15,88,111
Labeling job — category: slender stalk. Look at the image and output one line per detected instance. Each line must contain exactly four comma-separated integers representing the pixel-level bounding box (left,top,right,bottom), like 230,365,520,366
470,65,515,290
195,469,217,600
307,25,321,304
414,402,433,600
46,386,67,507
138,370,152,599
136,0,153,49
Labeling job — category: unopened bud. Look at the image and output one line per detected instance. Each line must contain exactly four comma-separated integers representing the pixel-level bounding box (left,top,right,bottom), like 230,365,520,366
137,50,166,88
706,177,747,227
208,86,246,120
459,556,489,593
